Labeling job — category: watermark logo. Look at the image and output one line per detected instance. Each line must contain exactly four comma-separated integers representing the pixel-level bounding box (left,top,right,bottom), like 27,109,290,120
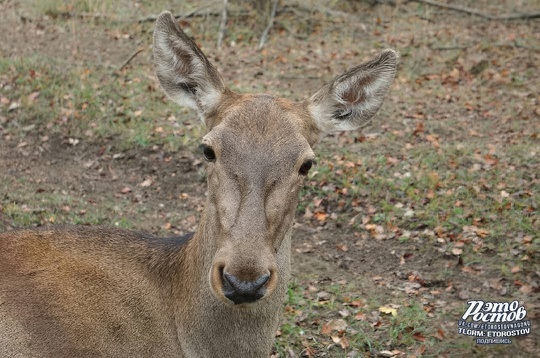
458,300,531,345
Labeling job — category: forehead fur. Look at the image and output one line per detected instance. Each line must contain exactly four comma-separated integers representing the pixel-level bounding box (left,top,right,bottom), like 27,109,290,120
203,94,316,178
209,94,316,150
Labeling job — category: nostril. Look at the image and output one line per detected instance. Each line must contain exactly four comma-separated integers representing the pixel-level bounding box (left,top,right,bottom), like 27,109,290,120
222,272,271,304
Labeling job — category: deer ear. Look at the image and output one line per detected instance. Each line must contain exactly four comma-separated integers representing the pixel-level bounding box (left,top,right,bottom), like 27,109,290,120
153,11,225,118
307,49,398,133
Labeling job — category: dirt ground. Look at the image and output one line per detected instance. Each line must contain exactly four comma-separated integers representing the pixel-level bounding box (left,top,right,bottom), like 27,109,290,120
1,0,538,357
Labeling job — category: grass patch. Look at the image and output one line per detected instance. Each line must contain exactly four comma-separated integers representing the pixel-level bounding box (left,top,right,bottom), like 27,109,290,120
1,55,202,151
275,280,443,356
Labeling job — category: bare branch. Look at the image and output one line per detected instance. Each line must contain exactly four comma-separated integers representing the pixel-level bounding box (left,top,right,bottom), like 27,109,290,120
217,0,228,49
138,1,220,23
258,0,279,51
413,0,540,20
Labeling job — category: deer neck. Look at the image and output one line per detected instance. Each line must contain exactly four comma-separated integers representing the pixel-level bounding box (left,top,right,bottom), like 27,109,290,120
168,207,293,356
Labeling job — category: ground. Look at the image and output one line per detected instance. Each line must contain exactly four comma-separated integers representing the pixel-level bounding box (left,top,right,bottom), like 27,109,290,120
0,0,538,357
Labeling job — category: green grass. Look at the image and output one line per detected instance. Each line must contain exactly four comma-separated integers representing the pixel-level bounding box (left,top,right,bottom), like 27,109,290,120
275,280,443,356
0,55,202,151
303,136,538,244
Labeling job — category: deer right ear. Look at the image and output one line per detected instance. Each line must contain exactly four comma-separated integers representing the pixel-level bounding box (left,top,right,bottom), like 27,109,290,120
307,49,398,134
153,11,226,119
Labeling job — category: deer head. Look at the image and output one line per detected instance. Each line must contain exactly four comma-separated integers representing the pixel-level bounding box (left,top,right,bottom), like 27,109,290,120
153,12,397,306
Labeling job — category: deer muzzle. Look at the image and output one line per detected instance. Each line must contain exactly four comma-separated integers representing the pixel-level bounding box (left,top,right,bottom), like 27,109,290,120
222,271,271,304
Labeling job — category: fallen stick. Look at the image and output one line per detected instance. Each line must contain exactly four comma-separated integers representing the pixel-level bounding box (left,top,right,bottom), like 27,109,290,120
118,48,145,71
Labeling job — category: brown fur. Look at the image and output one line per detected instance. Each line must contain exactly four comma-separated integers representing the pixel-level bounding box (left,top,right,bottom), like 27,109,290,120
0,11,397,358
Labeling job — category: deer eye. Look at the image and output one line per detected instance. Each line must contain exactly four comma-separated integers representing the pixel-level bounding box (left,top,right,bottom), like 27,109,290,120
299,160,315,176
200,144,216,162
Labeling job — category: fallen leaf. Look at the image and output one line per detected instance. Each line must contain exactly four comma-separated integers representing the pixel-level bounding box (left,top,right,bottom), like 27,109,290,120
314,211,327,222
413,332,426,342
339,336,349,349
321,323,332,336
461,265,481,275
140,178,153,187
8,101,21,111
476,228,489,238
317,291,330,300
321,319,348,336
347,299,366,307
354,312,367,321
331,335,349,349
379,306,397,316
432,328,445,341
27,91,40,103
336,243,348,252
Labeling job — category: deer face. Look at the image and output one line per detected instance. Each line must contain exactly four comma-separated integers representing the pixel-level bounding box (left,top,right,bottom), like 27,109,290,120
201,95,316,304
153,12,397,305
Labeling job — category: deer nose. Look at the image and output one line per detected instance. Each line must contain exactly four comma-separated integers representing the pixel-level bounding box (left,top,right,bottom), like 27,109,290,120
222,271,270,304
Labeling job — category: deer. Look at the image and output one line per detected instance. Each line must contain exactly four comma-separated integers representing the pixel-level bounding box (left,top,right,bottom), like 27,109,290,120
0,11,397,358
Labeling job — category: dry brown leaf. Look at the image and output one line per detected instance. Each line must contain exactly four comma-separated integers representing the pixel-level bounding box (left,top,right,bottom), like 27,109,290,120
313,211,327,222
331,335,349,349
432,328,445,341
347,299,366,307
426,134,440,148
413,332,426,342
511,266,521,274
321,324,332,336
354,312,367,321
321,319,348,336
476,229,489,238
27,91,40,103
461,265,481,275
336,243,348,252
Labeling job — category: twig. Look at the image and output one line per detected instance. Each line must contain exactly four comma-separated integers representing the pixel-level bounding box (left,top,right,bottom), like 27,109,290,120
258,0,279,51
430,45,467,51
413,0,540,20
138,1,220,23
217,0,228,49
118,48,145,71
283,2,356,20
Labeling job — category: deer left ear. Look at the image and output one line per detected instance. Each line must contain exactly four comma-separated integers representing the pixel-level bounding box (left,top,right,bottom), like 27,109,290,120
153,11,226,120
307,49,398,133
